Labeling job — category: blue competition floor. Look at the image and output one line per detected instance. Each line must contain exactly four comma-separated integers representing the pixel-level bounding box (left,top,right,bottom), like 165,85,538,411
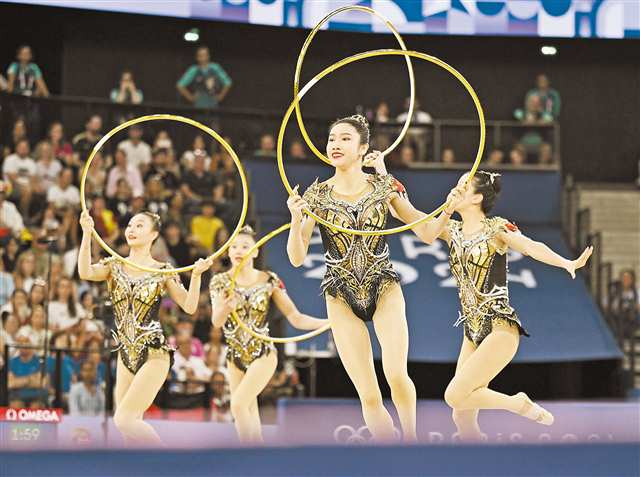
1,444,638,477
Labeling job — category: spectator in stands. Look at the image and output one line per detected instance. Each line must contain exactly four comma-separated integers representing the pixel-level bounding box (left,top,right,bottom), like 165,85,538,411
34,140,62,191
509,145,526,167
487,149,505,167
397,97,432,162
106,148,144,198
611,270,639,335
0,73,7,92
209,370,231,422
0,180,25,239
144,176,170,220
72,115,103,164
3,139,36,215
391,145,415,168
1,312,20,352
18,304,49,354
28,280,46,310
13,253,36,295
68,361,105,416
3,118,29,157
289,140,307,160
144,148,180,191
107,178,133,226
110,70,143,105
83,150,107,198
169,318,204,358
538,143,556,165
6,45,49,98
90,196,119,245
8,332,47,408
171,335,212,394
176,46,232,109
181,134,211,170
254,134,277,159
49,277,83,331
47,168,80,210
181,153,216,204
0,258,15,306
2,236,20,272
47,122,73,165
153,130,174,152
525,74,560,121
117,125,151,173
441,147,456,164
372,101,392,152
164,221,194,269
190,201,227,255
166,193,188,234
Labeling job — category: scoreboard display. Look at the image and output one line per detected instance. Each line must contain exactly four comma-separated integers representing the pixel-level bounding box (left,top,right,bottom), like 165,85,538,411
0,407,62,449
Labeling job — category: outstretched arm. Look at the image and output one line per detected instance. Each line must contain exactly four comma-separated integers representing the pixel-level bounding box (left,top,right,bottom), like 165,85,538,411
363,150,462,244
286,185,315,267
77,210,110,281
271,287,327,330
166,257,212,314
499,229,593,278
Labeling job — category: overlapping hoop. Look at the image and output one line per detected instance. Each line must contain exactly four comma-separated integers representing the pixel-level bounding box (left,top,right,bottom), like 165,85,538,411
294,5,415,164
279,49,486,236
79,114,249,274
228,223,331,344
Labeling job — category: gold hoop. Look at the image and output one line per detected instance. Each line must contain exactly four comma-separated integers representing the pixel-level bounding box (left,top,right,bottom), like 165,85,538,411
294,5,415,164
228,223,331,344
79,114,249,274
279,49,486,236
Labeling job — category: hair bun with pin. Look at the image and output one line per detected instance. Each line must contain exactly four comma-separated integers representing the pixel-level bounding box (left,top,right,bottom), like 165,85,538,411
349,114,369,129
239,225,256,236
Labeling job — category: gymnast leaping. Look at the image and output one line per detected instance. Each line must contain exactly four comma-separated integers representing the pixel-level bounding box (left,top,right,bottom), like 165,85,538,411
420,171,592,441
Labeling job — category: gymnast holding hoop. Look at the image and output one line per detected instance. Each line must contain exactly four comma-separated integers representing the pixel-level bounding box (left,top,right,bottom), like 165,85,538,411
209,225,325,444
286,115,464,442
78,209,212,445
427,171,593,441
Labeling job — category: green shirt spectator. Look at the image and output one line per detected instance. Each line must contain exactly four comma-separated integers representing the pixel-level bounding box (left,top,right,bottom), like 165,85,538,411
525,74,560,120
177,46,232,109
6,45,49,97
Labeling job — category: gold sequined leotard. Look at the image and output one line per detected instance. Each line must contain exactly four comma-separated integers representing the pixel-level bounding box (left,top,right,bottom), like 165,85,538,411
101,257,177,374
447,217,529,346
209,271,283,371
302,173,405,322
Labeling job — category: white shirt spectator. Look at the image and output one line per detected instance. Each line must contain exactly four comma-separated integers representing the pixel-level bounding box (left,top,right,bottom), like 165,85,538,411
36,159,63,190
106,165,144,198
396,109,433,124
3,154,37,187
47,184,80,208
0,200,25,235
117,139,152,170
68,382,105,416
171,351,212,394
48,301,85,330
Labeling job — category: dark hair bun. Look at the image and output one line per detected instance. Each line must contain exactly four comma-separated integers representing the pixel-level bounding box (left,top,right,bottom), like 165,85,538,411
473,171,502,213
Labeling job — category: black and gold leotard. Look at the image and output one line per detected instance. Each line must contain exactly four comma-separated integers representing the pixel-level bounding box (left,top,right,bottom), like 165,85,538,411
302,173,405,322
446,216,529,346
101,257,176,374
209,271,283,371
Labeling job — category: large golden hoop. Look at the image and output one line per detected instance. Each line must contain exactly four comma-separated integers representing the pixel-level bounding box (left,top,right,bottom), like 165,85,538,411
228,223,331,344
294,5,415,164
279,49,486,236
79,114,249,274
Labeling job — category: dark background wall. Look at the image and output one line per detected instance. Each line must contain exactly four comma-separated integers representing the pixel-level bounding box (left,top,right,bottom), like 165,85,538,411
0,3,638,182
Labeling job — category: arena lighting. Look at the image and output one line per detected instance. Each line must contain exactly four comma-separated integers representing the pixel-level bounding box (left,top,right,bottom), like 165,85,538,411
541,45,557,56
184,28,200,42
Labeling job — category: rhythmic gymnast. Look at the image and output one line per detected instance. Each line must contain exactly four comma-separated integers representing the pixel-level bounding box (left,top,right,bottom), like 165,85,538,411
427,171,592,441
78,210,211,445
286,115,463,442
209,226,325,443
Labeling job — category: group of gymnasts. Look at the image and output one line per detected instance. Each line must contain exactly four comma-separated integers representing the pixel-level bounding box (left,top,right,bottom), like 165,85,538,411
77,114,592,445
